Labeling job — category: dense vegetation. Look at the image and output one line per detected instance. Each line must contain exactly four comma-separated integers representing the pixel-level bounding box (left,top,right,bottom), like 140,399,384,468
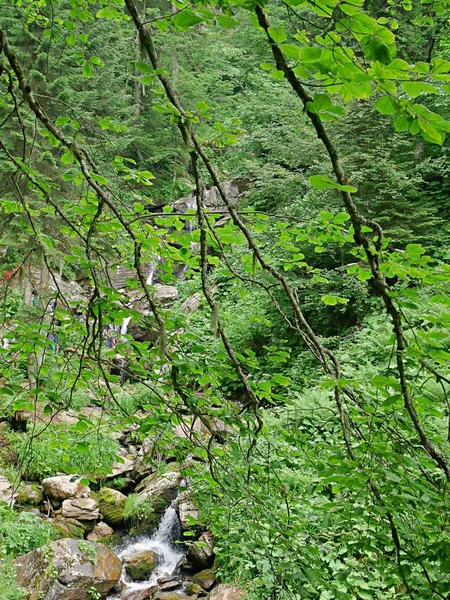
1,0,450,598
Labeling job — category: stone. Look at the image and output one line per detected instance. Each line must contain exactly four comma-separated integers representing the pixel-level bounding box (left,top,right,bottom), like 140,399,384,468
124,550,159,581
192,569,216,591
155,594,194,600
86,521,114,542
61,497,99,520
42,475,90,501
124,587,158,600
49,517,85,539
17,482,44,506
107,456,135,479
0,471,16,505
94,487,127,526
133,465,181,530
185,582,206,596
210,584,245,600
156,575,183,591
181,293,202,314
177,491,199,532
14,538,122,600
186,532,214,570
153,284,179,305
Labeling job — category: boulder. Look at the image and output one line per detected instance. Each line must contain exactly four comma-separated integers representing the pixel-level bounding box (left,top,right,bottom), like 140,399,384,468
177,491,199,532
153,284,179,304
61,497,99,520
124,587,158,600
210,584,245,600
107,456,134,479
124,550,159,581
42,475,90,501
155,594,194,600
133,466,181,529
186,532,214,570
0,471,16,505
192,568,216,591
17,482,44,506
94,487,127,526
157,575,183,591
14,538,122,600
185,582,207,596
86,521,114,542
49,517,85,539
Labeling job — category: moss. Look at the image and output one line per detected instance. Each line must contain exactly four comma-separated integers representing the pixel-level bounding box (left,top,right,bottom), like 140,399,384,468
124,550,158,581
93,487,127,526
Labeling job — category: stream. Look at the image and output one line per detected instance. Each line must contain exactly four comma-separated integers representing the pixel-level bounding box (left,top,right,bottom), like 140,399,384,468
109,503,185,599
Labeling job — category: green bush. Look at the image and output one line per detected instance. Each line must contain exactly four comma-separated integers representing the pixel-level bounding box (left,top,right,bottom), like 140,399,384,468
0,506,55,558
10,427,119,480
0,560,26,600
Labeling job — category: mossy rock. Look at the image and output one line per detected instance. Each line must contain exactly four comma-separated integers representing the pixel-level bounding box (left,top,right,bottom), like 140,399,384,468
124,550,159,581
99,533,122,547
192,569,216,591
94,487,127,526
50,517,85,539
185,582,205,595
17,482,44,506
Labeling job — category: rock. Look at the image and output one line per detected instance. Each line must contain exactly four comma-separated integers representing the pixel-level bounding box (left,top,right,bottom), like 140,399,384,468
14,538,122,600
157,575,183,591
181,293,202,314
155,594,194,600
185,582,207,596
86,521,114,542
153,284,179,304
186,532,214,570
133,465,181,530
192,569,216,591
49,517,85,539
107,456,134,479
17,482,44,506
94,487,127,526
124,587,158,600
210,584,245,600
61,497,99,520
124,550,159,581
42,475,90,501
0,471,16,505
177,491,199,532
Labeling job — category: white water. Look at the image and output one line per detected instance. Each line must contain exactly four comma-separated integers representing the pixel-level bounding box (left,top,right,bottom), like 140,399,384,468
146,262,156,285
113,505,184,597
120,316,132,337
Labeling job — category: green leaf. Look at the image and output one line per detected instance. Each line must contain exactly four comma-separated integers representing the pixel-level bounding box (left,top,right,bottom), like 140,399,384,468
135,61,153,73
217,14,238,29
374,96,398,115
173,9,204,30
309,174,357,193
321,295,349,305
82,61,93,78
268,27,287,44
401,81,439,98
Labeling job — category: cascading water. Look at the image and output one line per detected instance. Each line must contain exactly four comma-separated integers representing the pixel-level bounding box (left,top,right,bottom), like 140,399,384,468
146,262,156,286
111,504,184,598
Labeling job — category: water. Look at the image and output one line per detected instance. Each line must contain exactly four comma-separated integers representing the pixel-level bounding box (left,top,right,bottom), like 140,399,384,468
120,316,132,337
112,505,184,598
146,262,156,286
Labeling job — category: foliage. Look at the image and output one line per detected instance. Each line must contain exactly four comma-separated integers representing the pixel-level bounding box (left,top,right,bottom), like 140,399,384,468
0,506,55,558
9,427,119,480
1,0,450,598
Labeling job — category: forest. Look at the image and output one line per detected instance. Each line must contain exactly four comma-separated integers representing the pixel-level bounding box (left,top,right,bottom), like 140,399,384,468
0,0,450,599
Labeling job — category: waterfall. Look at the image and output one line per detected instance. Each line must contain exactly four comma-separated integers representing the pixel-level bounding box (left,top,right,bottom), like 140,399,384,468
120,316,132,337
146,262,156,286
112,504,184,597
